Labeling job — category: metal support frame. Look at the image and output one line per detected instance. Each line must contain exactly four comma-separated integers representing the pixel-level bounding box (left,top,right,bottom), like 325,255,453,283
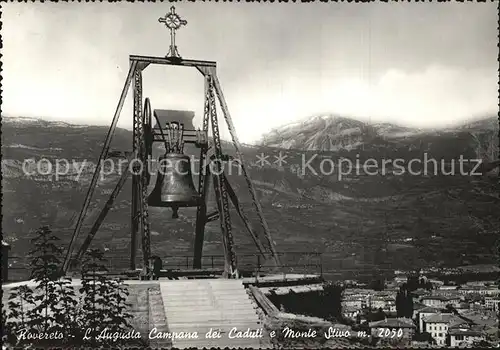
193,75,212,269
206,76,238,277
212,76,281,268
74,160,131,263
131,65,142,271
61,61,138,273
62,54,279,278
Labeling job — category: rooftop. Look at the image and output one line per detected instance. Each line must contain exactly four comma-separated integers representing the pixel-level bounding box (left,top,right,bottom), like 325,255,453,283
343,306,361,313
369,317,415,329
413,302,428,311
417,306,445,314
424,313,463,324
422,295,459,301
448,327,483,337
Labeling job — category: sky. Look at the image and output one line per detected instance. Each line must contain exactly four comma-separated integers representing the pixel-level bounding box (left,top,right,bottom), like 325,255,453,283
2,2,498,144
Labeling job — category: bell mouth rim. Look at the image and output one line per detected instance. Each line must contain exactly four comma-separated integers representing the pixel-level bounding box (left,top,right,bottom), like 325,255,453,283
159,153,191,159
147,203,200,208
147,197,202,208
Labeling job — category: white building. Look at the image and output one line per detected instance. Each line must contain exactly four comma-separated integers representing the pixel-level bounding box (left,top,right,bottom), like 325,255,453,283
448,325,485,347
423,313,465,346
421,295,460,308
417,307,450,333
484,297,500,311
458,286,500,296
342,306,361,320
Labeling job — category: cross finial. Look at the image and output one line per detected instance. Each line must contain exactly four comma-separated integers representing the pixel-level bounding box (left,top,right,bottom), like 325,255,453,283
158,6,188,59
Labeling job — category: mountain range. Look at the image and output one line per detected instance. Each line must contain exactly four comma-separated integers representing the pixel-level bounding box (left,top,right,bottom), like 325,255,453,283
2,114,499,281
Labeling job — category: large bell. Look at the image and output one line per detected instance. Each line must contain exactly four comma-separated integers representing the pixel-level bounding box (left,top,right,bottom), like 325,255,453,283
148,153,201,215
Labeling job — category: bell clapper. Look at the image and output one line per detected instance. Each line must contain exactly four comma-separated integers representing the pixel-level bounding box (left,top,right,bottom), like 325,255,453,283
172,206,179,219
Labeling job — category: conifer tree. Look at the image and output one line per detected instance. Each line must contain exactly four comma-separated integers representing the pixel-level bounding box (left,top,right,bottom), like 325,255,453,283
5,226,80,346
52,276,80,342
79,248,109,346
4,227,140,348
25,226,65,338
79,248,136,347
5,285,35,346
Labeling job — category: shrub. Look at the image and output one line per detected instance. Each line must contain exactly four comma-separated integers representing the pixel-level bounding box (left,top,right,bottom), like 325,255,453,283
3,226,142,348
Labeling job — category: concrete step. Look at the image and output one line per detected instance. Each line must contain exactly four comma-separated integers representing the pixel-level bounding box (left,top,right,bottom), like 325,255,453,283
163,286,248,291
162,293,250,300
164,305,257,313
164,284,248,289
172,336,263,344
162,301,254,309
162,294,252,301
173,339,262,348
148,289,172,348
162,290,246,296
163,302,258,311
162,284,246,291
162,299,254,307
162,298,255,306
162,294,251,301
164,279,244,283
166,315,259,323
164,307,258,315
161,288,249,295
157,280,263,348
165,313,259,321
166,315,259,322
166,325,263,333
166,316,261,324
162,281,245,286
172,341,262,349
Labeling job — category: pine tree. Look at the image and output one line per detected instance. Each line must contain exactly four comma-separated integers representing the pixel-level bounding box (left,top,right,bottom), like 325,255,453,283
4,228,140,348
79,248,109,346
25,226,66,343
396,286,414,318
396,288,404,317
5,285,35,346
79,248,136,346
406,292,414,318
97,277,134,341
5,226,80,347
52,276,80,342
320,282,344,321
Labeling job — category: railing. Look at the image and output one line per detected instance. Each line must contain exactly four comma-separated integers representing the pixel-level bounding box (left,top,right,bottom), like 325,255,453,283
6,251,323,281
158,252,323,277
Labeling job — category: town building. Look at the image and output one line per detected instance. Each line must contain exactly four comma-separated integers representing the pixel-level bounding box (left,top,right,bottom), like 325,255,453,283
484,297,500,311
342,296,364,309
438,285,458,291
342,306,361,321
421,295,460,309
448,324,485,347
423,313,465,346
370,296,396,312
455,302,471,314
458,286,500,296
416,307,448,333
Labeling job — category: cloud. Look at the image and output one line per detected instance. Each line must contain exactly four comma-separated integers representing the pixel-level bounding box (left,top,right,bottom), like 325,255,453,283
364,65,496,127
1,3,497,144
225,64,497,143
